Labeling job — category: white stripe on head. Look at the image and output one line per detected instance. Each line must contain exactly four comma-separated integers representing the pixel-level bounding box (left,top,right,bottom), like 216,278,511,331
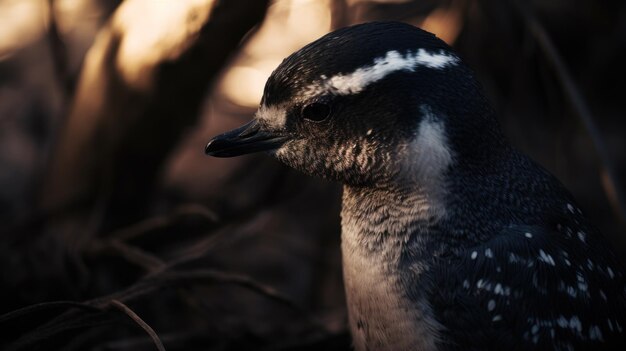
305,49,458,97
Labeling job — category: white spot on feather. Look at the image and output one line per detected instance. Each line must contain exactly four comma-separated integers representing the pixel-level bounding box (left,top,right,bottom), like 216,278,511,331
525,232,533,238
531,324,540,334
589,325,604,341
305,49,458,97
485,248,494,258
569,316,582,333
487,300,496,311
607,266,615,279
538,249,556,266
557,315,568,328
567,286,577,297
471,251,478,259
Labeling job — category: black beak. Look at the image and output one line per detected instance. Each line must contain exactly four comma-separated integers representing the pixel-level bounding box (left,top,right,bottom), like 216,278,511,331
205,120,287,157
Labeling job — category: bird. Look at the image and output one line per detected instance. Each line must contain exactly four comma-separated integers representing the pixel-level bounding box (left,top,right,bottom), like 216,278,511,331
205,22,626,350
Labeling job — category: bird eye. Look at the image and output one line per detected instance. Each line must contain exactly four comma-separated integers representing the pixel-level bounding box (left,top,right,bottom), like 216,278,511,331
301,102,331,122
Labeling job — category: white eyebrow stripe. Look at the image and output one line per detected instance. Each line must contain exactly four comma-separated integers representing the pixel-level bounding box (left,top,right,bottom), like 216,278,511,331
305,49,458,97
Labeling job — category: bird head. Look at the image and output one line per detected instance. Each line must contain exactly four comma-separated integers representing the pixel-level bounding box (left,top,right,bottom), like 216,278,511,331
206,22,504,187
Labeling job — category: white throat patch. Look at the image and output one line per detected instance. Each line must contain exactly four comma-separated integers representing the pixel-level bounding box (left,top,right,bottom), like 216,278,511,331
411,106,453,179
400,105,454,221
305,49,458,97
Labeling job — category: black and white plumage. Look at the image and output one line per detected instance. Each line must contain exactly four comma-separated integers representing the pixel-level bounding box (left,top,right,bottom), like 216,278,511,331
205,22,626,350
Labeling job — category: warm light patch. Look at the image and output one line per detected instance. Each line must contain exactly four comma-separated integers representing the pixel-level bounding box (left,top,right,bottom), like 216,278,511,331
54,0,104,37
217,0,332,107
0,0,49,60
113,0,216,90
419,1,464,45
218,60,280,107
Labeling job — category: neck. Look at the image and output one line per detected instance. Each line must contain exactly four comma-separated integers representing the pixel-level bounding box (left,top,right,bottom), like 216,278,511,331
339,107,454,243
340,179,445,351
341,177,447,251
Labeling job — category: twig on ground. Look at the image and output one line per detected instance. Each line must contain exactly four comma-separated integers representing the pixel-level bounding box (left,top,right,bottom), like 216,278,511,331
109,204,219,242
140,270,329,334
1,266,327,349
110,300,166,351
108,240,167,272
0,301,100,324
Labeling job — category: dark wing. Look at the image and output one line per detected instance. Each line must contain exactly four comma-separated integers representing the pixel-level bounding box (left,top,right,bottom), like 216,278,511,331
429,224,626,351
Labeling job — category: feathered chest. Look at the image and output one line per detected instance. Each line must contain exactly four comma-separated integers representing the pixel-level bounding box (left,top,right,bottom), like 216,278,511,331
340,201,442,351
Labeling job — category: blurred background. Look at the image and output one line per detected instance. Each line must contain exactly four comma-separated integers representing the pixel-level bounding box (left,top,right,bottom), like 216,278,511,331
0,0,625,350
